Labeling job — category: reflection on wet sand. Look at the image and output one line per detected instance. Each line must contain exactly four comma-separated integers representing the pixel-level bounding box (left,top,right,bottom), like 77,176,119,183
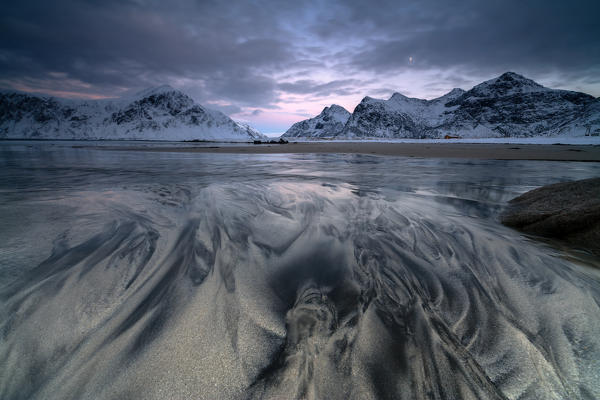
1,143,599,400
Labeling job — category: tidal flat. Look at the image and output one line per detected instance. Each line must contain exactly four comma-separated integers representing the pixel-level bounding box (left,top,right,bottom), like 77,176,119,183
1,141,599,400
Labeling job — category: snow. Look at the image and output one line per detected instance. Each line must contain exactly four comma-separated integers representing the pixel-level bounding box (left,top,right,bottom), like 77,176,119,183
0,87,266,141
286,72,600,140
467,72,548,97
434,88,466,102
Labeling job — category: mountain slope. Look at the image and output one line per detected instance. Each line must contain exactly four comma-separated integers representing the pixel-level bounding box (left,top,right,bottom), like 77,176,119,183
282,104,350,138
286,72,600,139
0,86,266,141
436,72,598,138
342,88,466,139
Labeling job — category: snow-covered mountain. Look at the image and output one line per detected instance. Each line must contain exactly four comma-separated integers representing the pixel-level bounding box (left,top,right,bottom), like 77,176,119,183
0,85,266,141
285,72,600,139
282,104,350,138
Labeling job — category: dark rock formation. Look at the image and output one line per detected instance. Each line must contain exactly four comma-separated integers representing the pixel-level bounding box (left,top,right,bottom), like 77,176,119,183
501,177,600,255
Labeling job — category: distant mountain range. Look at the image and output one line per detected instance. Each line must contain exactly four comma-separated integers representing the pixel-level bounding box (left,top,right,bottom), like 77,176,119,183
0,85,266,141
282,72,600,139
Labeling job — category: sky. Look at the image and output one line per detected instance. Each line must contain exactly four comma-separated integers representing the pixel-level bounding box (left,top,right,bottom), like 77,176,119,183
1,0,599,135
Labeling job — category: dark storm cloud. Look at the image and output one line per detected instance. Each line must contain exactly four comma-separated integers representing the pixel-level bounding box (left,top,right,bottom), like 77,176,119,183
201,71,279,106
344,0,600,79
0,0,599,117
0,0,298,103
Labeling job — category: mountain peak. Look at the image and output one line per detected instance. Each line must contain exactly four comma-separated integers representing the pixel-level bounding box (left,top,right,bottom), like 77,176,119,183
469,72,546,97
498,71,527,80
327,104,348,112
435,88,466,102
322,104,350,116
361,96,375,103
390,92,412,101
282,103,350,138
447,88,466,96
133,85,178,98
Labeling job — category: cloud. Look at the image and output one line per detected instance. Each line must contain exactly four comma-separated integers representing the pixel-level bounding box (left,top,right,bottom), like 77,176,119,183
277,79,364,97
345,0,600,77
0,0,297,105
202,71,279,106
203,102,242,115
0,0,598,132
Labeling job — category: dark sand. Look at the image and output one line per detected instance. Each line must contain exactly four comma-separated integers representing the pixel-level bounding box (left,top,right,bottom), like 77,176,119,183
95,142,600,161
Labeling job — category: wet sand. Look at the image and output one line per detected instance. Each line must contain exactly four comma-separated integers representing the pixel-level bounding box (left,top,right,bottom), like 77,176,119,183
2,142,600,399
94,142,600,161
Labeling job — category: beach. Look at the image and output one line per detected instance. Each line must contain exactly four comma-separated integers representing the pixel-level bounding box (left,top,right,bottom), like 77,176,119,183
94,141,600,161
2,141,600,399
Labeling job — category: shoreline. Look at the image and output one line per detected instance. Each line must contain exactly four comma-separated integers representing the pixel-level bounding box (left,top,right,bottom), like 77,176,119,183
91,142,600,161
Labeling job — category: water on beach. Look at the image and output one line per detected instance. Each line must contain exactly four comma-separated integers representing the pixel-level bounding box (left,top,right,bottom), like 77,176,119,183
1,141,600,400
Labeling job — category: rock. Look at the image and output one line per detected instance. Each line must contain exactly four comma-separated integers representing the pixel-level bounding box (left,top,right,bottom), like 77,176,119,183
501,177,600,255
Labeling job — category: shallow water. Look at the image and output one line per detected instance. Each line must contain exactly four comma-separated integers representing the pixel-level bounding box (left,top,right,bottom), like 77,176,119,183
1,141,599,400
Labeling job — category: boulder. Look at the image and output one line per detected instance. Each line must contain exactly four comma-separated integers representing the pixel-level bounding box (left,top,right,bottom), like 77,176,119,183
501,177,600,255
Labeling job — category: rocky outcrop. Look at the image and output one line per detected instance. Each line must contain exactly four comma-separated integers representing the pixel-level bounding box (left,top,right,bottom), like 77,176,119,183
0,86,265,141
501,177,600,255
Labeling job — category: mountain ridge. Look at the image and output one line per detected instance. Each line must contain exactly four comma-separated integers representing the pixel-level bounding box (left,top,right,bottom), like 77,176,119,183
0,86,266,141
283,72,600,139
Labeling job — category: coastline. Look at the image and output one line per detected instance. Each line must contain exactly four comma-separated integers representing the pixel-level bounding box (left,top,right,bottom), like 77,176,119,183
92,142,600,161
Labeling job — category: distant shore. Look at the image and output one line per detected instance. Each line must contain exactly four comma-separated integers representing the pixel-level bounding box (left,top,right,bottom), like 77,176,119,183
94,142,600,161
